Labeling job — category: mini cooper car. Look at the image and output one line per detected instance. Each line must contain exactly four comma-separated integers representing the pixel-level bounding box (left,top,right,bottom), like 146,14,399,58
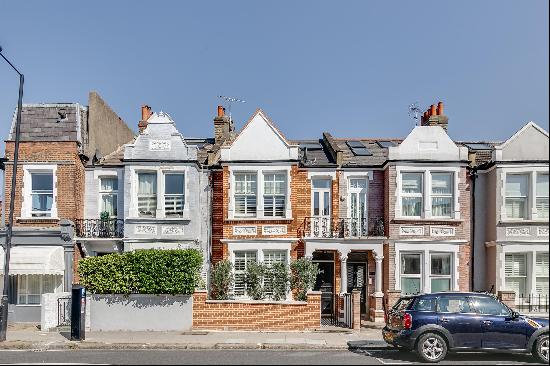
383,292,549,363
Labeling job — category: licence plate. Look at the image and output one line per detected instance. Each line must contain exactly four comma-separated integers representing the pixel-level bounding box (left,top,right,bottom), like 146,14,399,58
384,331,395,343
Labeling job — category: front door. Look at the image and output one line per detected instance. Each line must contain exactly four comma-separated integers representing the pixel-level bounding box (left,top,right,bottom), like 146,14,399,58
313,261,334,316
311,179,331,237
470,296,529,349
347,262,367,314
348,178,368,237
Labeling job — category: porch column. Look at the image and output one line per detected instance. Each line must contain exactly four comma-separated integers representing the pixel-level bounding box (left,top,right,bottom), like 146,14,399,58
374,254,383,296
339,250,349,294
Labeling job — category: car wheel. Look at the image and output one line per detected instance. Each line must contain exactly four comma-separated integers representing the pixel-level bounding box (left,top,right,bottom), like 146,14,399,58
533,334,549,364
416,333,448,363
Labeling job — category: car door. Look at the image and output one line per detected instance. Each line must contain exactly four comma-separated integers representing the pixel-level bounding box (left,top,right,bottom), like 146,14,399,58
437,295,482,349
470,295,529,350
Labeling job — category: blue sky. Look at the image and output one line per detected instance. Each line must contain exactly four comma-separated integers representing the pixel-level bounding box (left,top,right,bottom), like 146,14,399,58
0,0,548,148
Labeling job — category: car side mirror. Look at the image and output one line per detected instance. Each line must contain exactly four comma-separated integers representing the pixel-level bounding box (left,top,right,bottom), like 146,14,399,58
511,311,520,319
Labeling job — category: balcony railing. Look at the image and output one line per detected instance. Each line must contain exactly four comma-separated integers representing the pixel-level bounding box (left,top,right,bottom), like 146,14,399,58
75,219,124,238
301,217,385,238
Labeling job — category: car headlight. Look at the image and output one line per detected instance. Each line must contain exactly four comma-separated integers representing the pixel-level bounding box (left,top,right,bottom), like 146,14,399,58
526,318,542,329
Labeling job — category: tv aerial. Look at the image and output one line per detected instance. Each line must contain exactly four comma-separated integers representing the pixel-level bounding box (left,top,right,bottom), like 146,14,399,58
408,102,422,126
218,96,246,122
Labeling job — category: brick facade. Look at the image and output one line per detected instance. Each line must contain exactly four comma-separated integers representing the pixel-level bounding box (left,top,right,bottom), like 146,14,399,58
192,290,321,331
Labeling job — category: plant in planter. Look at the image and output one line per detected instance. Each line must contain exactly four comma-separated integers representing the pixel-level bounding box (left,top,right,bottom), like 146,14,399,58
210,260,233,300
245,261,266,300
265,262,290,301
290,258,319,301
99,210,111,236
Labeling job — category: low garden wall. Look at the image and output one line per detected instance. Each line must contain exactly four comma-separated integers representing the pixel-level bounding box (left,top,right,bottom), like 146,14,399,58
192,290,321,331
89,294,193,331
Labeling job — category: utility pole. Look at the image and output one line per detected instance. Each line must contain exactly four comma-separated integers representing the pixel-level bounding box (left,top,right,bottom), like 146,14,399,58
0,46,24,342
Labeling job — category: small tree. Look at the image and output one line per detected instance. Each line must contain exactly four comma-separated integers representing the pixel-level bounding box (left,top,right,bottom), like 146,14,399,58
210,260,233,300
290,258,319,301
266,262,290,301
245,261,266,300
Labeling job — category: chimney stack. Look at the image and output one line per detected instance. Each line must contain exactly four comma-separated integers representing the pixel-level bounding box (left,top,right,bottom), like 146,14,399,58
213,105,233,144
421,101,449,132
138,105,153,133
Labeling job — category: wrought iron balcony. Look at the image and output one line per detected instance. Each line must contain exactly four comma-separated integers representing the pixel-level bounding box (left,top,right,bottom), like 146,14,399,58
301,217,385,239
75,219,124,238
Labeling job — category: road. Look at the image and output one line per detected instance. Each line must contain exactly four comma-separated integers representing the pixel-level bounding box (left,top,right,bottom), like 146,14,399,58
0,349,543,365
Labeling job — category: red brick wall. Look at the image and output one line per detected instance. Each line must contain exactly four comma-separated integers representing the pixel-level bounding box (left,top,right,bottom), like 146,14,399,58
192,290,321,331
4,141,84,227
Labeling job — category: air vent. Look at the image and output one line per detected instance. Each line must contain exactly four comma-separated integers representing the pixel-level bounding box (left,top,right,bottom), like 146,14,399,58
346,141,372,156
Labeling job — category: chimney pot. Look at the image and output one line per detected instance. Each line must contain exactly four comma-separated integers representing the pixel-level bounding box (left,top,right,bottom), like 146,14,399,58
430,104,436,116
139,105,153,133
437,101,444,116
217,105,224,117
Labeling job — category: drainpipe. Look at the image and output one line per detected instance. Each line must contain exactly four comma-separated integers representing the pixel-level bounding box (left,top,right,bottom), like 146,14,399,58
469,167,478,291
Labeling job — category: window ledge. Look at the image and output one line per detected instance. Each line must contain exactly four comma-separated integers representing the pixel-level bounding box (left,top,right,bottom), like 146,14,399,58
226,218,293,223
393,218,462,224
17,217,60,224
499,220,548,225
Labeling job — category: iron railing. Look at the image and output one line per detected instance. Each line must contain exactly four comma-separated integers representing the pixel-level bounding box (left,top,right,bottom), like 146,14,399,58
321,293,353,328
517,294,549,314
75,219,124,238
57,296,71,327
301,217,385,238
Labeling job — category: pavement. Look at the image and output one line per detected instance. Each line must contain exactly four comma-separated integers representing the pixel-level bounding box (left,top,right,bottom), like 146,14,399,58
1,323,387,351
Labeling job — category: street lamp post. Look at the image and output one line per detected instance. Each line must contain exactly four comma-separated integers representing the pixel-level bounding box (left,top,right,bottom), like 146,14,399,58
0,46,24,342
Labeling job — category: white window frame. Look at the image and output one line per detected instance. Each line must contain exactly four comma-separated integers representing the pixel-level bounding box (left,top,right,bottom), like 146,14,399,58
136,171,158,218
395,166,460,220
129,166,189,219
311,178,332,218
234,172,258,218
164,172,185,218
395,242,460,293
228,166,292,220
536,173,549,220
16,274,63,306
21,165,58,219
430,172,454,219
499,167,549,222
400,172,424,218
400,252,423,295
99,176,119,218
263,172,287,218
429,252,453,292
504,252,528,296
535,252,549,296
227,242,292,299
504,173,529,220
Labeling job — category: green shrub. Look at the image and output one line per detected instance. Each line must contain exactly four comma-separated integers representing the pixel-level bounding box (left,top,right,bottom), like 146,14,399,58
290,258,319,301
78,249,202,295
99,211,110,221
210,260,233,300
245,261,266,300
265,262,290,301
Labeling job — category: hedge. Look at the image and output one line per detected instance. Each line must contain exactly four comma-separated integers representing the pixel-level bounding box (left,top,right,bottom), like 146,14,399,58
78,249,203,295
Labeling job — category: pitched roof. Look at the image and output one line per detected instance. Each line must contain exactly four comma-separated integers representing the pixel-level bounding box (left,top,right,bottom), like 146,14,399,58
334,138,403,167
7,103,86,143
293,139,336,167
457,141,501,166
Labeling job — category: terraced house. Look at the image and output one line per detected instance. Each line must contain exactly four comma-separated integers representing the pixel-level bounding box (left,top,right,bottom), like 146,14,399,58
79,105,211,280
0,92,134,322
470,122,549,311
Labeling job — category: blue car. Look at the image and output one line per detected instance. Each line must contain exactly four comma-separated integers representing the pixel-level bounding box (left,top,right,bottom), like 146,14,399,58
382,292,549,363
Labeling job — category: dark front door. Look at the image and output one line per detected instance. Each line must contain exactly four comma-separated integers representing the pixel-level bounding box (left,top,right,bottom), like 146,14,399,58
313,261,334,316
470,296,529,350
347,263,367,315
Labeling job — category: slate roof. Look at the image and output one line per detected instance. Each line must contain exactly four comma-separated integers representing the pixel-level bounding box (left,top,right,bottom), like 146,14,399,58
457,141,502,166
334,137,403,167
98,142,128,166
293,139,336,167
185,138,215,166
7,104,86,142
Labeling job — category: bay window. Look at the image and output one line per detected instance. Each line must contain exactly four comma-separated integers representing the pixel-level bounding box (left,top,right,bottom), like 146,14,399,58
164,173,185,217
234,173,257,217
401,173,423,217
137,172,157,217
400,253,422,294
536,174,549,219
263,173,286,217
99,177,118,217
430,253,452,292
431,173,453,218
504,253,527,296
31,172,54,217
505,174,529,219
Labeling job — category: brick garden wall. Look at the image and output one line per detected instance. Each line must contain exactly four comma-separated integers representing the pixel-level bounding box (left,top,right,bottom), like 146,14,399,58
192,290,321,331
